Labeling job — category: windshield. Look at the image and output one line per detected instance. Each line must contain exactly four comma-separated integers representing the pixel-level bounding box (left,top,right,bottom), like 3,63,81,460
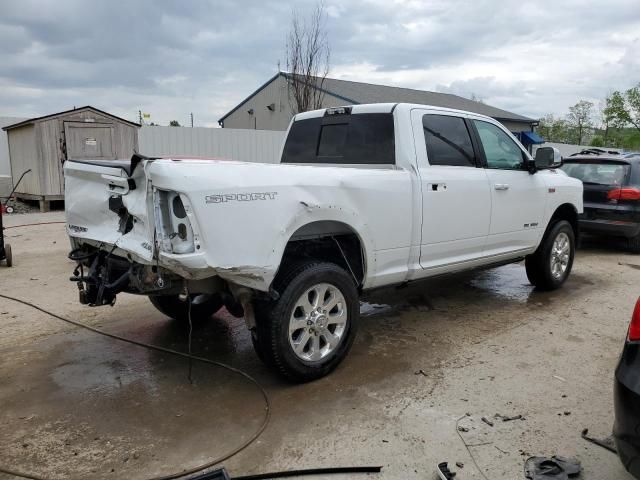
561,162,630,186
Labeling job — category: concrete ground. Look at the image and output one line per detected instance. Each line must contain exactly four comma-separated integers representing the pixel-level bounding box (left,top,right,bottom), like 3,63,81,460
0,211,637,480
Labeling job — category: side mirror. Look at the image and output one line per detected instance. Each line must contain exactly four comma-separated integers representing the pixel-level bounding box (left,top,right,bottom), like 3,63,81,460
533,147,562,171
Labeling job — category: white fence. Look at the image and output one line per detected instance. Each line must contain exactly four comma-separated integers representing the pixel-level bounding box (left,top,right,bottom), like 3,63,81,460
0,116,27,196
138,126,286,164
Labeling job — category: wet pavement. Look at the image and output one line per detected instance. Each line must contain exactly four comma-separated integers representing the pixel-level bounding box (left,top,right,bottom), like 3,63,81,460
0,212,637,479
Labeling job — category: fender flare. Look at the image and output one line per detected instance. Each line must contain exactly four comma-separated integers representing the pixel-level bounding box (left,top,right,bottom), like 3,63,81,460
265,202,377,289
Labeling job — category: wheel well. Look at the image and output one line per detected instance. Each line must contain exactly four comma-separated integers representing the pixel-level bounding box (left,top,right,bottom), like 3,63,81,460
549,203,579,240
278,221,365,289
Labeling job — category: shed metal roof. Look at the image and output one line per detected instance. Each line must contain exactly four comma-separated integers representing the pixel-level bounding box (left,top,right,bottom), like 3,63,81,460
219,72,536,124
2,106,140,131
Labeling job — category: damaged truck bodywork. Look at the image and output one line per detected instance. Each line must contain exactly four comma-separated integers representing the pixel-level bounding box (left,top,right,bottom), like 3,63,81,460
65,103,583,382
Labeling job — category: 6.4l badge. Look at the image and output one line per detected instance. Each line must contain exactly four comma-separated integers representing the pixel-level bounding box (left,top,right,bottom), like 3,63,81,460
205,192,278,204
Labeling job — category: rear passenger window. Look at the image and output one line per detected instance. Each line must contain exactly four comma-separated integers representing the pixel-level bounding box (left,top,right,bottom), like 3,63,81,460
281,113,395,164
422,115,476,167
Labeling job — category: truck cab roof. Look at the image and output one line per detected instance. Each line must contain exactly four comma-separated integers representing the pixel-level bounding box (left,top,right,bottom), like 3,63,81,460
293,102,498,123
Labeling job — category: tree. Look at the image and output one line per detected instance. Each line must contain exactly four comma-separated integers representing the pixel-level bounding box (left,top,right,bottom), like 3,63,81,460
566,100,594,145
285,2,330,114
537,114,571,143
605,84,640,134
590,135,604,147
169,120,181,127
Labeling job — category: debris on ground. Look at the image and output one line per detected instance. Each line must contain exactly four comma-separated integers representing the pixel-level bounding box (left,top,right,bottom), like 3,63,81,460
481,416,494,427
581,428,617,453
524,456,581,479
2,199,39,215
414,369,428,376
455,461,464,468
457,426,469,432
495,413,524,422
436,462,457,479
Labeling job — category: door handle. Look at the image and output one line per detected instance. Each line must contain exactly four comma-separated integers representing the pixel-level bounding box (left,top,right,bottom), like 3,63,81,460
494,183,509,191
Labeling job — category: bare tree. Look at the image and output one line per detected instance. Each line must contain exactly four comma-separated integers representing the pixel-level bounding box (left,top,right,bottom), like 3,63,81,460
285,2,330,114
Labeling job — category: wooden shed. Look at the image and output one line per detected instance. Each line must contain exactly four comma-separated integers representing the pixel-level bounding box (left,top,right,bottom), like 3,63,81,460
2,106,140,211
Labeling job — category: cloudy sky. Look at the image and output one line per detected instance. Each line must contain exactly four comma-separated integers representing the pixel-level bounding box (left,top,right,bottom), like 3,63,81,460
1,0,639,127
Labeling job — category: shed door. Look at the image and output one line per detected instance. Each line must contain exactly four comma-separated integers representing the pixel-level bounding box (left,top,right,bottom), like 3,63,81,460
64,122,116,160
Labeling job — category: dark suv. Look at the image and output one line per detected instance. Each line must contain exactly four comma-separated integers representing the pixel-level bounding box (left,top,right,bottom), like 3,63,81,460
561,150,640,252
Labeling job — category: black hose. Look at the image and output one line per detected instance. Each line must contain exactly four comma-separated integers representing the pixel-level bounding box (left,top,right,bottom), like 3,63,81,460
0,293,271,480
232,466,383,480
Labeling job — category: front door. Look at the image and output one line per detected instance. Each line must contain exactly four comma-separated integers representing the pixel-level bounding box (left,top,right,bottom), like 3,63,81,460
412,110,491,269
471,120,547,256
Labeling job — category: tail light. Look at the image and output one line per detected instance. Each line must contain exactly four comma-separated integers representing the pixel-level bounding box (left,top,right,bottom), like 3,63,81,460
629,297,640,341
153,189,197,254
608,188,640,201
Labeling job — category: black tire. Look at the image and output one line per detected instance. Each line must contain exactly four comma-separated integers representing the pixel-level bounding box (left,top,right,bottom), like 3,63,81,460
629,234,640,254
253,262,359,383
525,220,575,290
149,294,223,322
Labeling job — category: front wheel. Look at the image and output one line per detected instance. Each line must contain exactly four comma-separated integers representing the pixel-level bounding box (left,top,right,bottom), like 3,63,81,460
253,262,359,382
525,220,575,290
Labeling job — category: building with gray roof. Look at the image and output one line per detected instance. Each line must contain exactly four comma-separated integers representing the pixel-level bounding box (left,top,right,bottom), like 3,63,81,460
219,72,539,139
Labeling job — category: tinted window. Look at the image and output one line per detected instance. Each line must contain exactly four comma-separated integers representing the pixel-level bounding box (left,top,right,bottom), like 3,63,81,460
281,113,395,164
422,115,476,167
474,120,525,170
561,162,630,186
317,123,348,158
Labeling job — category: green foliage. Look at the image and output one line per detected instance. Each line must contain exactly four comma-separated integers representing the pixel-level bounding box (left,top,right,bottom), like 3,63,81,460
169,120,181,127
537,114,572,143
604,84,640,133
566,100,594,144
590,135,604,147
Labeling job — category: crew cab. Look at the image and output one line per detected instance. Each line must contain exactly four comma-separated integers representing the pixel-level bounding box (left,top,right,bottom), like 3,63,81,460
64,103,583,382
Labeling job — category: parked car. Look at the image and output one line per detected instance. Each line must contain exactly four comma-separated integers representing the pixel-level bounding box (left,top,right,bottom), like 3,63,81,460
64,103,583,382
561,151,640,252
614,296,640,478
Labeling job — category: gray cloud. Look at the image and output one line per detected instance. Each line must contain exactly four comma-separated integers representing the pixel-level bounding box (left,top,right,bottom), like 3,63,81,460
0,0,639,125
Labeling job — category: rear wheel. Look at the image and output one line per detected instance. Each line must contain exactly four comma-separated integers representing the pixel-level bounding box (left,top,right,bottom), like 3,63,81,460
525,220,575,290
149,294,223,322
253,262,359,382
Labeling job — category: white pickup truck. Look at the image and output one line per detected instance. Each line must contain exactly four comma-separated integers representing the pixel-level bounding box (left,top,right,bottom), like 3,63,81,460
64,103,583,382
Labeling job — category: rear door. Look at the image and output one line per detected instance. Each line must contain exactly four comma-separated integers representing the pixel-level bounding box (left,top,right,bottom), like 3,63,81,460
411,110,491,269
561,160,631,222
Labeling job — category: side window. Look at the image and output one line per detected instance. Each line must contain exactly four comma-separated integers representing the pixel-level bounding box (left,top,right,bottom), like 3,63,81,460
422,115,476,167
473,120,525,170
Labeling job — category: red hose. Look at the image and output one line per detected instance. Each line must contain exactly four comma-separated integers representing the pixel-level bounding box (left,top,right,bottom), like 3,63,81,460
4,221,66,230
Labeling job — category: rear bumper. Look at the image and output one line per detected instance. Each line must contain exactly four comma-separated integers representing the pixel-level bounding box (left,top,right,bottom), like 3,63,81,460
614,343,640,478
579,218,640,238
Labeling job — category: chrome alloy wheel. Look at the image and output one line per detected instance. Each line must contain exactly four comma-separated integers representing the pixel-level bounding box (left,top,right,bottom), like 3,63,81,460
550,232,571,279
288,282,348,362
